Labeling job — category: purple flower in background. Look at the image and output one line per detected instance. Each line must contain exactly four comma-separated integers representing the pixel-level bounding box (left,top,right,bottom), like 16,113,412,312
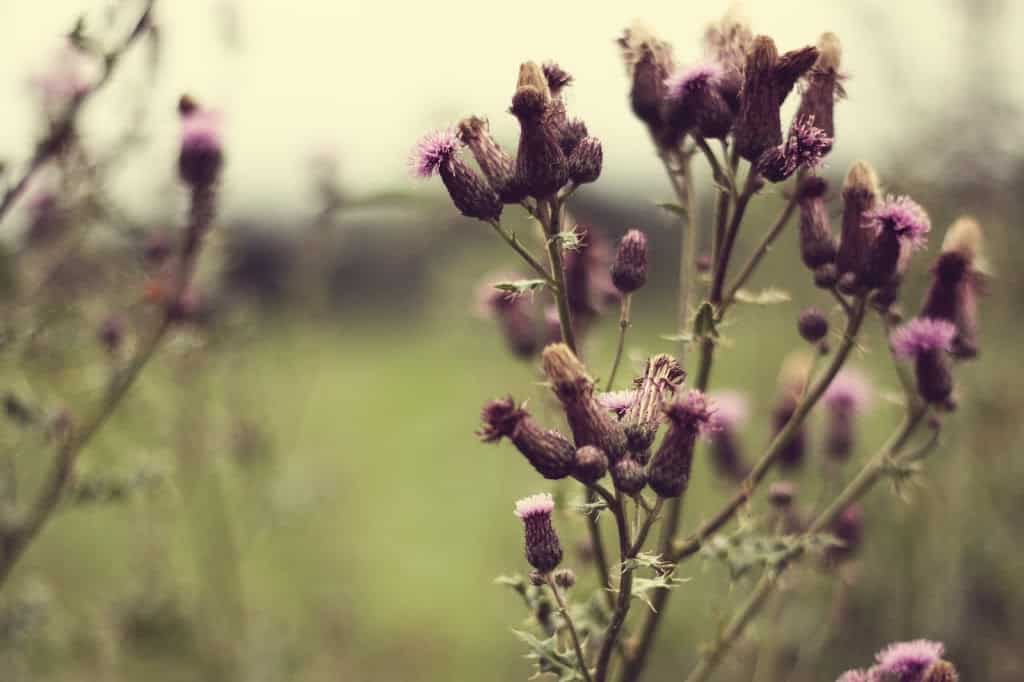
408,128,460,179
598,390,638,419
865,196,931,253
707,390,749,482
30,40,95,112
835,670,873,682
707,390,748,432
874,639,944,680
823,369,873,414
890,318,956,359
664,61,724,100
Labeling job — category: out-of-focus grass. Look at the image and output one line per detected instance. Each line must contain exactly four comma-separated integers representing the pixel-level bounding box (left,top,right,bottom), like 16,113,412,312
3,206,1023,681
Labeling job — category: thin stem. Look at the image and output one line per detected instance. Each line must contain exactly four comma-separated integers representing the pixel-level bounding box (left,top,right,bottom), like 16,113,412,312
488,219,553,285
0,1,155,226
709,169,761,305
605,295,632,391
659,149,697,364
594,490,635,682
547,574,594,682
585,486,615,611
628,498,664,556
694,138,731,196
721,183,801,313
544,197,578,353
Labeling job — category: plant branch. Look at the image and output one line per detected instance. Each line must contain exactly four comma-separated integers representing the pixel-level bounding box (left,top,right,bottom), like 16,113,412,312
543,197,578,353
488,219,553,285
547,574,594,682
605,295,632,391
709,168,761,306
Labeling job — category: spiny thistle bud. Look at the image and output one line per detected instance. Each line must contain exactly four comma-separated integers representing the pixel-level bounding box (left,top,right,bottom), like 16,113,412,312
514,493,563,573
510,80,569,199
822,370,873,461
618,23,675,142
410,128,502,222
861,195,931,290
797,307,829,343
794,33,844,148
649,391,714,498
757,116,832,183
457,117,517,203
553,568,576,590
98,316,124,354
572,445,609,483
873,640,945,681
178,97,223,189
797,176,837,269
478,398,576,479
610,229,649,294
612,454,647,495
662,61,734,145
836,161,881,290
559,118,589,157
923,660,959,682
891,318,957,405
542,344,628,461
626,354,686,441
921,217,987,359
567,136,603,185
476,274,541,358
707,391,750,482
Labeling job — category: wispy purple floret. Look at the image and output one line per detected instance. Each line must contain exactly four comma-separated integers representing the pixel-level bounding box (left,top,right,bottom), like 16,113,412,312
890,318,956,358
598,390,638,419
665,60,724,100
514,492,555,519
666,390,719,438
823,369,873,414
865,195,931,252
181,109,222,154
874,639,944,679
409,128,460,178
707,390,748,431
785,116,832,171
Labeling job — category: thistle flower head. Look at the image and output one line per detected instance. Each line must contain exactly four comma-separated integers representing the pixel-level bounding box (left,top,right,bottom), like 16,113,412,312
542,61,573,97
702,6,753,76
598,390,638,419
178,99,224,187
824,369,873,414
874,640,945,679
664,390,717,437
865,196,931,252
611,228,649,294
890,318,956,358
477,397,525,442
787,117,833,169
514,492,555,519
665,61,724,100
940,216,987,272
409,128,460,178
707,390,749,431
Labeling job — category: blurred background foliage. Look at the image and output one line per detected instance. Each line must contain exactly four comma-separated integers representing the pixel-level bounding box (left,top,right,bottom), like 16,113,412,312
0,1,1022,681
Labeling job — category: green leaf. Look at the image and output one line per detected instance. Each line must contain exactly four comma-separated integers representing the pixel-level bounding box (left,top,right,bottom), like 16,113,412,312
629,574,683,612
511,630,585,681
574,498,608,518
550,230,583,252
656,202,688,219
493,279,548,297
702,527,841,579
732,287,792,305
621,551,674,575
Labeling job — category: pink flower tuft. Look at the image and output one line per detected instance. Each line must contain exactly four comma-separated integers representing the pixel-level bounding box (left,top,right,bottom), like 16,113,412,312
409,128,460,178
865,195,931,252
514,492,555,519
665,61,725,100
874,639,944,679
890,318,956,358
707,390,749,431
823,369,874,414
598,390,638,419
665,390,718,436
785,116,833,171
181,109,222,154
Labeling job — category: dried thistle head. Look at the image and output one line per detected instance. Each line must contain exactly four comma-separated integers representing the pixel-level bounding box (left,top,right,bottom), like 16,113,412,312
457,116,517,203
922,216,987,358
410,128,503,222
836,160,881,289
618,22,675,141
797,175,837,269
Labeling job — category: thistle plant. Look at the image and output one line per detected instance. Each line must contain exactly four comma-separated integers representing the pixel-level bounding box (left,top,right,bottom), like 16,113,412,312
414,9,983,682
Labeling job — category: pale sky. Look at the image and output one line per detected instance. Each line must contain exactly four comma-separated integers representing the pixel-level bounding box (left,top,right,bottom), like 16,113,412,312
1,0,1022,219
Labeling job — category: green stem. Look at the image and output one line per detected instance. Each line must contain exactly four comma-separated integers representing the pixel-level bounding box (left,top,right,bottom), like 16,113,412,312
594,491,635,682
488,219,553,285
659,149,697,364
709,169,760,306
547,574,594,682
605,295,632,391
544,198,578,354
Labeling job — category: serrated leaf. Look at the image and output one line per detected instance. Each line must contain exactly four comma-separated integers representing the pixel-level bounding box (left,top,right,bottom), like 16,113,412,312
621,551,674,575
574,498,608,518
512,630,584,680
550,230,583,252
493,279,548,298
702,528,839,579
733,287,792,305
630,574,683,612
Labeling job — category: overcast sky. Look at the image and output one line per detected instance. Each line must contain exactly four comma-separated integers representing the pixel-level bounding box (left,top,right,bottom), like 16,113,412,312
1,0,1022,219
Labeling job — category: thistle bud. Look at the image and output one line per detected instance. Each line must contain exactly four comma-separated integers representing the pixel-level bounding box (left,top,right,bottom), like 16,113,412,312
542,344,628,461
797,176,837,269
861,196,931,290
98,316,124,354
568,136,603,185
572,445,609,483
618,23,675,142
410,128,502,222
514,493,562,573
874,640,945,681
891,318,957,406
510,79,568,199
528,569,546,587
923,661,960,682
707,391,750,482
768,481,797,508
822,370,872,462
921,217,986,359
612,454,647,495
178,97,223,189
649,391,714,498
836,161,881,290
814,263,839,289
457,117,517,203
757,117,832,183
553,568,576,590
827,503,863,564
797,307,829,343
559,118,589,156
773,353,812,470
794,33,843,148
610,229,649,294
701,7,752,109
663,61,734,145
478,398,576,479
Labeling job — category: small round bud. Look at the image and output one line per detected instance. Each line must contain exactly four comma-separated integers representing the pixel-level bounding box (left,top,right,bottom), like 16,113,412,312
813,263,838,289
837,271,859,295
572,445,608,483
568,136,603,185
611,455,646,495
553,568,576,590
528,569,546,587
768,481,797,508
610,229,649,294
178,99,223,188
797,307,828,343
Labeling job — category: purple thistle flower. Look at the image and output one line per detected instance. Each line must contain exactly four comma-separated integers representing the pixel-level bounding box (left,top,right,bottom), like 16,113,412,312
823,369,873,414
707,390,748,432
786,116,832,170
598,390,638,419
178,98,224,188
670,390,718,437
890,318,956,359
874,640,944,680
409,128,460,178
514,492,556,519
865,196,931,252
514,492,563,573
664,61,724,100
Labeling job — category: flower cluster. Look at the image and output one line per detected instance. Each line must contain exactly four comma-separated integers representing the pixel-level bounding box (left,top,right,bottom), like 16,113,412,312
838,639,959,682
